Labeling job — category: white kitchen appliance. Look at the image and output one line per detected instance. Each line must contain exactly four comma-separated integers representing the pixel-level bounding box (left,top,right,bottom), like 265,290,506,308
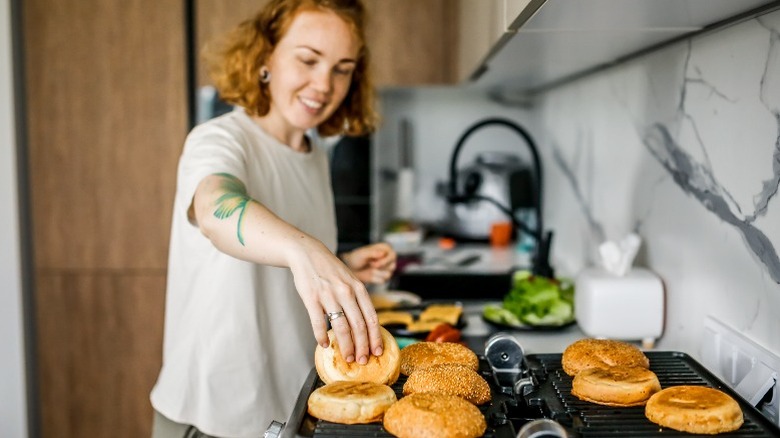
574,267,664,348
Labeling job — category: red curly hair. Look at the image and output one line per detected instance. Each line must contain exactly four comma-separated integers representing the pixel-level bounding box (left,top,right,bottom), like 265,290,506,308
204,0,378,137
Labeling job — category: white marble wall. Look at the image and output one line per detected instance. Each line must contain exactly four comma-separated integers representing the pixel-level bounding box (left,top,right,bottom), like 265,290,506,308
538,10,780,357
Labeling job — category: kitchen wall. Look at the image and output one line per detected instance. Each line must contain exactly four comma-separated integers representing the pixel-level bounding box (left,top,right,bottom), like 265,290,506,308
376,9,780,360
537,9,780,357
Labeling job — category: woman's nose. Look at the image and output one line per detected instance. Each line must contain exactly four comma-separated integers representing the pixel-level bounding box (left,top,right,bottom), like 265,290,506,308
310,68,333,93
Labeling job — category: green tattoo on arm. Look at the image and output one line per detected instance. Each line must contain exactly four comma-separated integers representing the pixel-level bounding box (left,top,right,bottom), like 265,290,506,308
212,173,252,246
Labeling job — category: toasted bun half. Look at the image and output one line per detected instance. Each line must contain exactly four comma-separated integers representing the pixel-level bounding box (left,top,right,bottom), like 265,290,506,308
314,326,401,385
403,363,491,405
562,338,650,376
383,393,486,438
399,341,479,376
645,386,744,434
572,366,661,407
307,381,396,424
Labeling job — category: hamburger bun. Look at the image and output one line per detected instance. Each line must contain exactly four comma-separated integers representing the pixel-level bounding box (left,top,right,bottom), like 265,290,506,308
383,393,486,438
562,338,650,376
399,341,479,376
403,363,491,405
572,366,661,407
645,385,744,434
314,326,401,385
307,381,396,424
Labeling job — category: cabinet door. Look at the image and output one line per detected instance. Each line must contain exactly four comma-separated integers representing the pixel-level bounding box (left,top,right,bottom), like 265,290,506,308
195,0,271,89
364,0,458,86
456,0,504,82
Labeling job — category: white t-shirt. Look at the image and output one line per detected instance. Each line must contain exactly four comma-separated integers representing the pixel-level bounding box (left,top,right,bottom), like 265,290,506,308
151,109,337,437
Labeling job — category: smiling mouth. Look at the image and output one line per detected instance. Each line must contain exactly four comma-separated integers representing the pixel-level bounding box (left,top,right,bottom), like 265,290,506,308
299,96,324,110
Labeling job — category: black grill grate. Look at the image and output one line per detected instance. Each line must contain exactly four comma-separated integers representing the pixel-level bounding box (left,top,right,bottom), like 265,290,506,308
528,352,780,437
288,351,780,437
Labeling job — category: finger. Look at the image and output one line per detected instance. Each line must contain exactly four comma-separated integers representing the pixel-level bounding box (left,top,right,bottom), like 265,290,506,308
355,287,383,357
328,309,356,363
339,282,370,364
305,299,330,348
371,268,393,284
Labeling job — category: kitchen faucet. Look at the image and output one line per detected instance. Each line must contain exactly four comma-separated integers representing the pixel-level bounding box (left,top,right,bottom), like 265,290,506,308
447,117,554,278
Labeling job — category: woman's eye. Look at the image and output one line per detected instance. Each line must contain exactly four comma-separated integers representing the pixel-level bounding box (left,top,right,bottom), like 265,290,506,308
299,58,317,67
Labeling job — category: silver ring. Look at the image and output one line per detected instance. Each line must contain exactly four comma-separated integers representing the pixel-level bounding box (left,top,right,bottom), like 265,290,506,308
327,311,345,322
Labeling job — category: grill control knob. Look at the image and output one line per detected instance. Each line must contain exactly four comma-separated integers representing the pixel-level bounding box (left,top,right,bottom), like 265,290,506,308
485,332,526,389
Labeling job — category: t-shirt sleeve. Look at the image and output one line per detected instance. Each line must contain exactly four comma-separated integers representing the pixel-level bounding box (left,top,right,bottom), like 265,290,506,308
175,121,248,217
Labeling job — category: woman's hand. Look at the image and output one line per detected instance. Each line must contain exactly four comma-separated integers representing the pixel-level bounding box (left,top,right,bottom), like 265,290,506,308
287,238,384,366
340,242,397,285
192,174,383,366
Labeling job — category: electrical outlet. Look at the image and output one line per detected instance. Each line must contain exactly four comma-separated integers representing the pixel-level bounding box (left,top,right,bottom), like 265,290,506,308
701,316,779,427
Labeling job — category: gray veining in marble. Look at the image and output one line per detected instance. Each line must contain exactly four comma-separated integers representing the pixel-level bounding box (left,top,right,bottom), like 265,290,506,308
550,135,606,245
639,21,780,283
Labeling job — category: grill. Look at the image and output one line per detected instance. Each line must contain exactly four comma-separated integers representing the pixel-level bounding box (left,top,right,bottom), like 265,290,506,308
280,351,780,437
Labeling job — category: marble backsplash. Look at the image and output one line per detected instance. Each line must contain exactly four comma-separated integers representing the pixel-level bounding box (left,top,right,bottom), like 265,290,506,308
538,10,780,357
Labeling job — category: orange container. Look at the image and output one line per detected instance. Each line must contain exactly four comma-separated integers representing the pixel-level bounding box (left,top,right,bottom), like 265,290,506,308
490,221,513,247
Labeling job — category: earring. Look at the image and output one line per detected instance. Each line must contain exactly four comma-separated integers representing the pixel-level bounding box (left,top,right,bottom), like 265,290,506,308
259,67,271,84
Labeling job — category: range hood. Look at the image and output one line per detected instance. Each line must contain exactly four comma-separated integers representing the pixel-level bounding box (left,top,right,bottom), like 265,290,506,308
469,0,780,101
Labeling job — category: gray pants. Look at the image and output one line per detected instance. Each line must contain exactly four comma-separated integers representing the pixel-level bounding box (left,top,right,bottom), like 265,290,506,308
152,410,219,438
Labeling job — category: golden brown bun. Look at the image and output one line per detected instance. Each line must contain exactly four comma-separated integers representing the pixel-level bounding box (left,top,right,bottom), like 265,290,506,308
645,386,744,434
383,393,486,438
307,381,396,424
403,363,491,405
314,326,401,385
562,338,650,376
418,304,463,326
399,341,479,376
572,366,661,407
377,311,414,327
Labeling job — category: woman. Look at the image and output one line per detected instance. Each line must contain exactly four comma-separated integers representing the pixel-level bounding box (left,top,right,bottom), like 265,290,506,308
150,1,395,436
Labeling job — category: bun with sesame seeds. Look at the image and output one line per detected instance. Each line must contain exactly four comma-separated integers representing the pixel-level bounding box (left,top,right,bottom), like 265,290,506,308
403,363,491,405
383,393,486,438
399,341,479,376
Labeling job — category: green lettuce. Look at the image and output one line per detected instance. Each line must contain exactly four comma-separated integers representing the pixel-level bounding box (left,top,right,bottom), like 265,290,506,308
484,270,574,326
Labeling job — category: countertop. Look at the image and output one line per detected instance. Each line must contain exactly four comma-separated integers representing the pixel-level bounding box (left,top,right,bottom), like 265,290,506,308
458,300,586,356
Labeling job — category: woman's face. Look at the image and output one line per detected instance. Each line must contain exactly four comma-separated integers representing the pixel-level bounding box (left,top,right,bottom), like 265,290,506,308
265,9,360,133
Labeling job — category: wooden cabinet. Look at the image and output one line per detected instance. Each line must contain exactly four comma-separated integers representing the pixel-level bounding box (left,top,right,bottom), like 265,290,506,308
455,0,534,82
194,0,458,88
194,0,271,89
23,0,186,436
363,0,459,87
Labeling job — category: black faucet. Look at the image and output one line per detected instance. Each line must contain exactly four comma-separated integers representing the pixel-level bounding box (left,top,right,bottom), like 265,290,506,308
447,117,554,278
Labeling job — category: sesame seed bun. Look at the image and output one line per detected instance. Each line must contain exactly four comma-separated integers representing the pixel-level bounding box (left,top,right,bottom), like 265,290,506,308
399,341,479,376
403,363,491,405
383,393,486,438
